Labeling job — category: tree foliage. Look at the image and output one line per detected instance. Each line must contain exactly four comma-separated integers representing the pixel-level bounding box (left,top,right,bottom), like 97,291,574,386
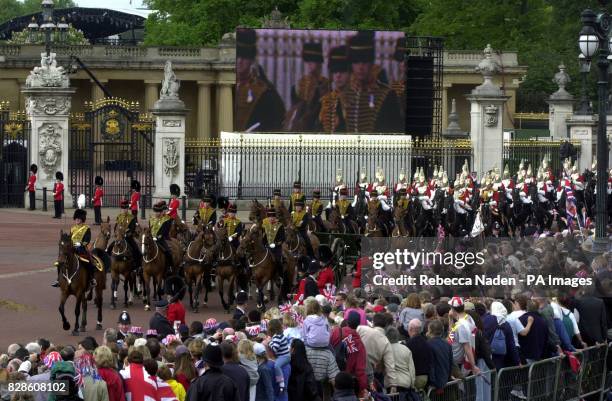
0,0,75,25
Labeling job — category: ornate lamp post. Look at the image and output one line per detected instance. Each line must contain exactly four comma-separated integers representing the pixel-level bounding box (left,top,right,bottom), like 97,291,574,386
29,0,69,61
577,54,593,114
579,3,610,252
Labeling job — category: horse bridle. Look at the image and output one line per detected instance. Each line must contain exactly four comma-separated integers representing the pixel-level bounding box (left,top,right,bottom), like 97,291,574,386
112,238,128,256
57,242,80,286
93,229,111,250
142,234,159,263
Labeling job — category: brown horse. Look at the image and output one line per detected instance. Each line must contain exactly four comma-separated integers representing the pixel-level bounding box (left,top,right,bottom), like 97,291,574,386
284,223,321,260
328,207,360,234
109,222,137,309
57,231,91,336
213,224,239,312
392,205,413,237
183,227,214,312
169,215,192,248
141,228,182,310
249,199,266,224
365,201,386,237
237,225,279,309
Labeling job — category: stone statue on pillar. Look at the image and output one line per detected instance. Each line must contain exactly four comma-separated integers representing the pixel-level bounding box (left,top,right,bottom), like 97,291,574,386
551,64,571,99
548,64,575,140
25,52,70,89
155,61,185,111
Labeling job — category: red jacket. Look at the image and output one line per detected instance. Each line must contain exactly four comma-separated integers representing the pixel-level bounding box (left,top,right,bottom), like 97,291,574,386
294,278,306,304
317,266,334,292
167,198,180,218
27,174,36,192
167,301,186,326
98,367,127,401
130,192,140,211
53,182,64,201
353,257,369,289
93,187,104,207
330,326,368,392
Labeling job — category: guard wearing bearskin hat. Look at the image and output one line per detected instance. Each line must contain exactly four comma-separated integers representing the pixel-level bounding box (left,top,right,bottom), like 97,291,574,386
289,181,304,213
26,164,37,210
223,203,243,249
109,199,142,268
129,180,141,218
195,192,217,226
167,184,181,219
317,244,334,292
262,208,285,279
150,201,175,268
52,171,64,219
291,196,314,257
52,208,96,288
93,176,104,225
165,275,186,326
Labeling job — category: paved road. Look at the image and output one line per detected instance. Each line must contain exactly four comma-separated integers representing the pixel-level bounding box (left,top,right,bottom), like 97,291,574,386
0,208,248,351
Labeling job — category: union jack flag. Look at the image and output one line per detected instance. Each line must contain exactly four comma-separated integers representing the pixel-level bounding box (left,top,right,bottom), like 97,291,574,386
279,303,293,315
292,312,304,327
323,285,337,303
343,334,359,354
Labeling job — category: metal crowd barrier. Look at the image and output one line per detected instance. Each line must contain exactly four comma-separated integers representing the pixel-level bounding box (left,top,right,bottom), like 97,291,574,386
423,344,609,401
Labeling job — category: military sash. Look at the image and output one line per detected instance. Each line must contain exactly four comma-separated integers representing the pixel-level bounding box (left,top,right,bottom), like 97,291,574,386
116,212,134,228
262,218,281,244
338,199,350,217
310,200,322,216
150,215,171,237
199,207,215,224
71,224,89,244
224,217,241,236
292,210,306,227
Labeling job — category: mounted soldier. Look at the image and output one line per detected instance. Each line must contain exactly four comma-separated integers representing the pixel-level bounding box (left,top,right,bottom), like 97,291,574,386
394,168,409,199
109,199,142,267
571,164,586,212
149,201,175,269
52,208,97,289
453,185,472,233
367,189,393,235
416,170,434,213
333,169,346,200
223,203,243,249
291,197,314,258
356,168,371,198
194,192,217,227
272,188,286,213
167,184,181,219
308,189,325,232
289,181,304,213
519,165,534,205
372,166,390,201
262,208,285,280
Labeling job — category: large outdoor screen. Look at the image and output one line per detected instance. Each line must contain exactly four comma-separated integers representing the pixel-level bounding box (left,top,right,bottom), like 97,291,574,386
234,28,406,134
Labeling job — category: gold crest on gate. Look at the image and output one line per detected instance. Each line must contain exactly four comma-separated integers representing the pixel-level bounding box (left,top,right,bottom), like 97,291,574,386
102,110,122,140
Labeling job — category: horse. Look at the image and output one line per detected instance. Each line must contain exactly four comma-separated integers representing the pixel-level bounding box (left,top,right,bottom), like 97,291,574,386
56,231,91,336
328,207,359,234
170,215,192,248
109,222,137,309
183,230,209,312
140,228,182,310
365,201,387,237
392,204,412,237
249,199,267,224
237,225,279,309
213,224,239,312
353,188,368,232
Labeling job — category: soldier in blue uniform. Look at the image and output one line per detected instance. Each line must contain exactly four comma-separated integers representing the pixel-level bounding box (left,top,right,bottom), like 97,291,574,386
262,208,285,279
149,201,175,269
223,203,243,249
291,197,314,258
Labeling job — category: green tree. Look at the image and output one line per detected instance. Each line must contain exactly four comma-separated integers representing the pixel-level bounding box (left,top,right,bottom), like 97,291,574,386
0,0,75,25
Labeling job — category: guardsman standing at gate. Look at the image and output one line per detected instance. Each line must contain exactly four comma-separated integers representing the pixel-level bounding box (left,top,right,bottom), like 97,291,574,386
262,208,285,280
26,164,37,211
223,203,243,249
150,201,175,269
130,180,141,218
289,181,304,213
93,176,104,225
52,208,96,288
195,192,216,226
52,171,64,219
167,184,181,219
292,197,314,258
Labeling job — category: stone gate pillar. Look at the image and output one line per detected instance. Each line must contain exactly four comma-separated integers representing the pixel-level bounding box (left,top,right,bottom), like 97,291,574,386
22,52,75,206
151,61,187,202
568,114,597,170
466,45,510,175
547,64,574,140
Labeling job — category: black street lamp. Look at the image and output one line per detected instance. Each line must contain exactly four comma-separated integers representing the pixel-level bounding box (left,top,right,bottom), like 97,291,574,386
29,0,69,62
579,5,610,252
577,54,593,115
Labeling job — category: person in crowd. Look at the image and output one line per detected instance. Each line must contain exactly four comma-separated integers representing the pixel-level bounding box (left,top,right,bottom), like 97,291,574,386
518,300,549,363
267,319,291,394
187,345,239,400
404,319,430,391
302,299,330,348
329,311,367,397
74,353,109,401
331,372,359,401
157,365,186,401
149,300,175,340
238,339,260,401
94,346,125,401
399,294,425,334
574,289,608,346
482,301,520,371
254,343,275,401
220,342,250,401
532,295,563,357
287,340,320,401
174,352,196,391
447,297,480,378
552,297,587,349
356,313,397,393
426,320,453,391
385,326,415,395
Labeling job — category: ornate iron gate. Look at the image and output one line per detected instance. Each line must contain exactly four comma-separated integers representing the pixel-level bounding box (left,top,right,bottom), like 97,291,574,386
0,103,30,208
69,98,154,207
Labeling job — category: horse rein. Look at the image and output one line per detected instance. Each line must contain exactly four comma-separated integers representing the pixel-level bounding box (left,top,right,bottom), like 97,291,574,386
61,254,80,286
142,234,159,263
248,247,269,268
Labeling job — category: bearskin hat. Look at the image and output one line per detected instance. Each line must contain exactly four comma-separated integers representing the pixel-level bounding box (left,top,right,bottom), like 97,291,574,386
170,184,180,197
55,171,63,181
95,176,104,186
318,244,334,265
30,164,38,174
73,208,87,222
164,275,186,302
153,201,167,213
130,180,141,191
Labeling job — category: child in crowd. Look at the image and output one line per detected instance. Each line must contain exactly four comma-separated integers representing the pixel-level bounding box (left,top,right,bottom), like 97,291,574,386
267,319,291,394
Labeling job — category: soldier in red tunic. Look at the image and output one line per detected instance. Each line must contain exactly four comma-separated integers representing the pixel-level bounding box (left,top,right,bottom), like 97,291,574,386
167,184,181,219
26,164,37,210
129,180,141,218
93,176,104,225
316,245,334,292
52,171,64,219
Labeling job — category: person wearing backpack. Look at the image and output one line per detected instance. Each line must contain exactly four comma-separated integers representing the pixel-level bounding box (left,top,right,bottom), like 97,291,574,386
329,312,368,397
482,301,520,371
552,297,588,350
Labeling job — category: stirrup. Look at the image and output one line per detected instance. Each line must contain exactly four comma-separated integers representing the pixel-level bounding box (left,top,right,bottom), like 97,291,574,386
51,280,59,287
90,279,97,288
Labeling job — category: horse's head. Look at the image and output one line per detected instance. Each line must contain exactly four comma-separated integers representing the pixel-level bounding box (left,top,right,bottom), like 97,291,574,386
393,204,407,222
249,199,263,223
57,230,73,266
141,228,155,255
100,216,111,239
215,222,228,241
203,224,216,246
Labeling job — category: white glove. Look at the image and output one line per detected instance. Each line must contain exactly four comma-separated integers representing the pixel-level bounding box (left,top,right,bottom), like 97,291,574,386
228,234,235,240
270,243,276,249
364,216,368,220
75,242,82,247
